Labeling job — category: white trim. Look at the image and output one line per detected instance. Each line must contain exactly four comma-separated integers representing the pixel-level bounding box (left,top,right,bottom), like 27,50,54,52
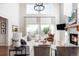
24,14,55,18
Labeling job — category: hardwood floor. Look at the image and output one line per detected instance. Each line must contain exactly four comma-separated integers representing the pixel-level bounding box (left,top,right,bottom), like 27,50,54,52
0,46,8,56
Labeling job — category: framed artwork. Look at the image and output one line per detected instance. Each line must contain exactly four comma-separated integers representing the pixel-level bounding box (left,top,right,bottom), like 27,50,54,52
1,28,6,34
12,25,18,32
68,9,77,25
1,22,6,29
1,22,6,34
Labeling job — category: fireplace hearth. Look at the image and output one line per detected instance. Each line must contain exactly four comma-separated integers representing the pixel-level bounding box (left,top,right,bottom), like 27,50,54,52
70,33,78,45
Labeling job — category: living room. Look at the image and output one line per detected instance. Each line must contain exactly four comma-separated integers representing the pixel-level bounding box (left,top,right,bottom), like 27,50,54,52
0,3,79,56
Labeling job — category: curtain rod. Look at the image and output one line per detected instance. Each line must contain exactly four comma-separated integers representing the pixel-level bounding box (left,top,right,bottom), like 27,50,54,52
24,14,55,18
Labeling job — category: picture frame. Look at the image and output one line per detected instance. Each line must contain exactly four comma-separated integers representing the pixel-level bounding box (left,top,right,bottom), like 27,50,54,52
1,21,6,34
1,28,6,34
1,22,6,29
12,25,18,32
68,9,77,25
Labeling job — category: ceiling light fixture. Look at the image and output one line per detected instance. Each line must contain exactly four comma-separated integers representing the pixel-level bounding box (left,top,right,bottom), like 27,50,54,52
34,3,45,12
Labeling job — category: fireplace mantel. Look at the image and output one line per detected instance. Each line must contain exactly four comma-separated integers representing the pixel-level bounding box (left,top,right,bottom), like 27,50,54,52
65,24,79,31
65,24,79,28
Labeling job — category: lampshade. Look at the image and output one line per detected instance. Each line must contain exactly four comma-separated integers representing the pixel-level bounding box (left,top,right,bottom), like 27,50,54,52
12,32,22,47
12,32,22,40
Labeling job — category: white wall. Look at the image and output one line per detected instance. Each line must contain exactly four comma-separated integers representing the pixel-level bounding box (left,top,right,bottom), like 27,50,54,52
59,3,67,45
77,4,79,23
0,3,20,46
19,3,26,36
52,4,60,44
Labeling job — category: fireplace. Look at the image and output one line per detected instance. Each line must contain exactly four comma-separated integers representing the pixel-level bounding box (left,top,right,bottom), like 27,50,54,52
70,33,78,45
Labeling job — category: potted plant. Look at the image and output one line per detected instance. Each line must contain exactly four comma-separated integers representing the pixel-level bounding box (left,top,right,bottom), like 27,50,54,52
43,27,49,34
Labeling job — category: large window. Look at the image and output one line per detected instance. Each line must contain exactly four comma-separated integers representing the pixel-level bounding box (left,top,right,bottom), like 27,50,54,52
40,18,55,37
27,25,39,35
26,17,55,41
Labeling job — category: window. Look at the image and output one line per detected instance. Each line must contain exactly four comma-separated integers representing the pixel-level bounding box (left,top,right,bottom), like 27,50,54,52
40,18,55,35
26,18,39,40
26,17,55,41
27,25,39,35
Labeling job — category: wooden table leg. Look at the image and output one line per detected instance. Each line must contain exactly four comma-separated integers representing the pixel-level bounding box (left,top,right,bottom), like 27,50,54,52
9,50,10,56
25,47,26,54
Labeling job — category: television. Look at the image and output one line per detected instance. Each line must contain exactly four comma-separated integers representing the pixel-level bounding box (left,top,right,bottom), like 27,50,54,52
57,23,66,30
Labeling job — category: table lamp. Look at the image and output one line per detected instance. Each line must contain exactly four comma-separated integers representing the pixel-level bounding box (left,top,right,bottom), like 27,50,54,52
12,32,22,47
